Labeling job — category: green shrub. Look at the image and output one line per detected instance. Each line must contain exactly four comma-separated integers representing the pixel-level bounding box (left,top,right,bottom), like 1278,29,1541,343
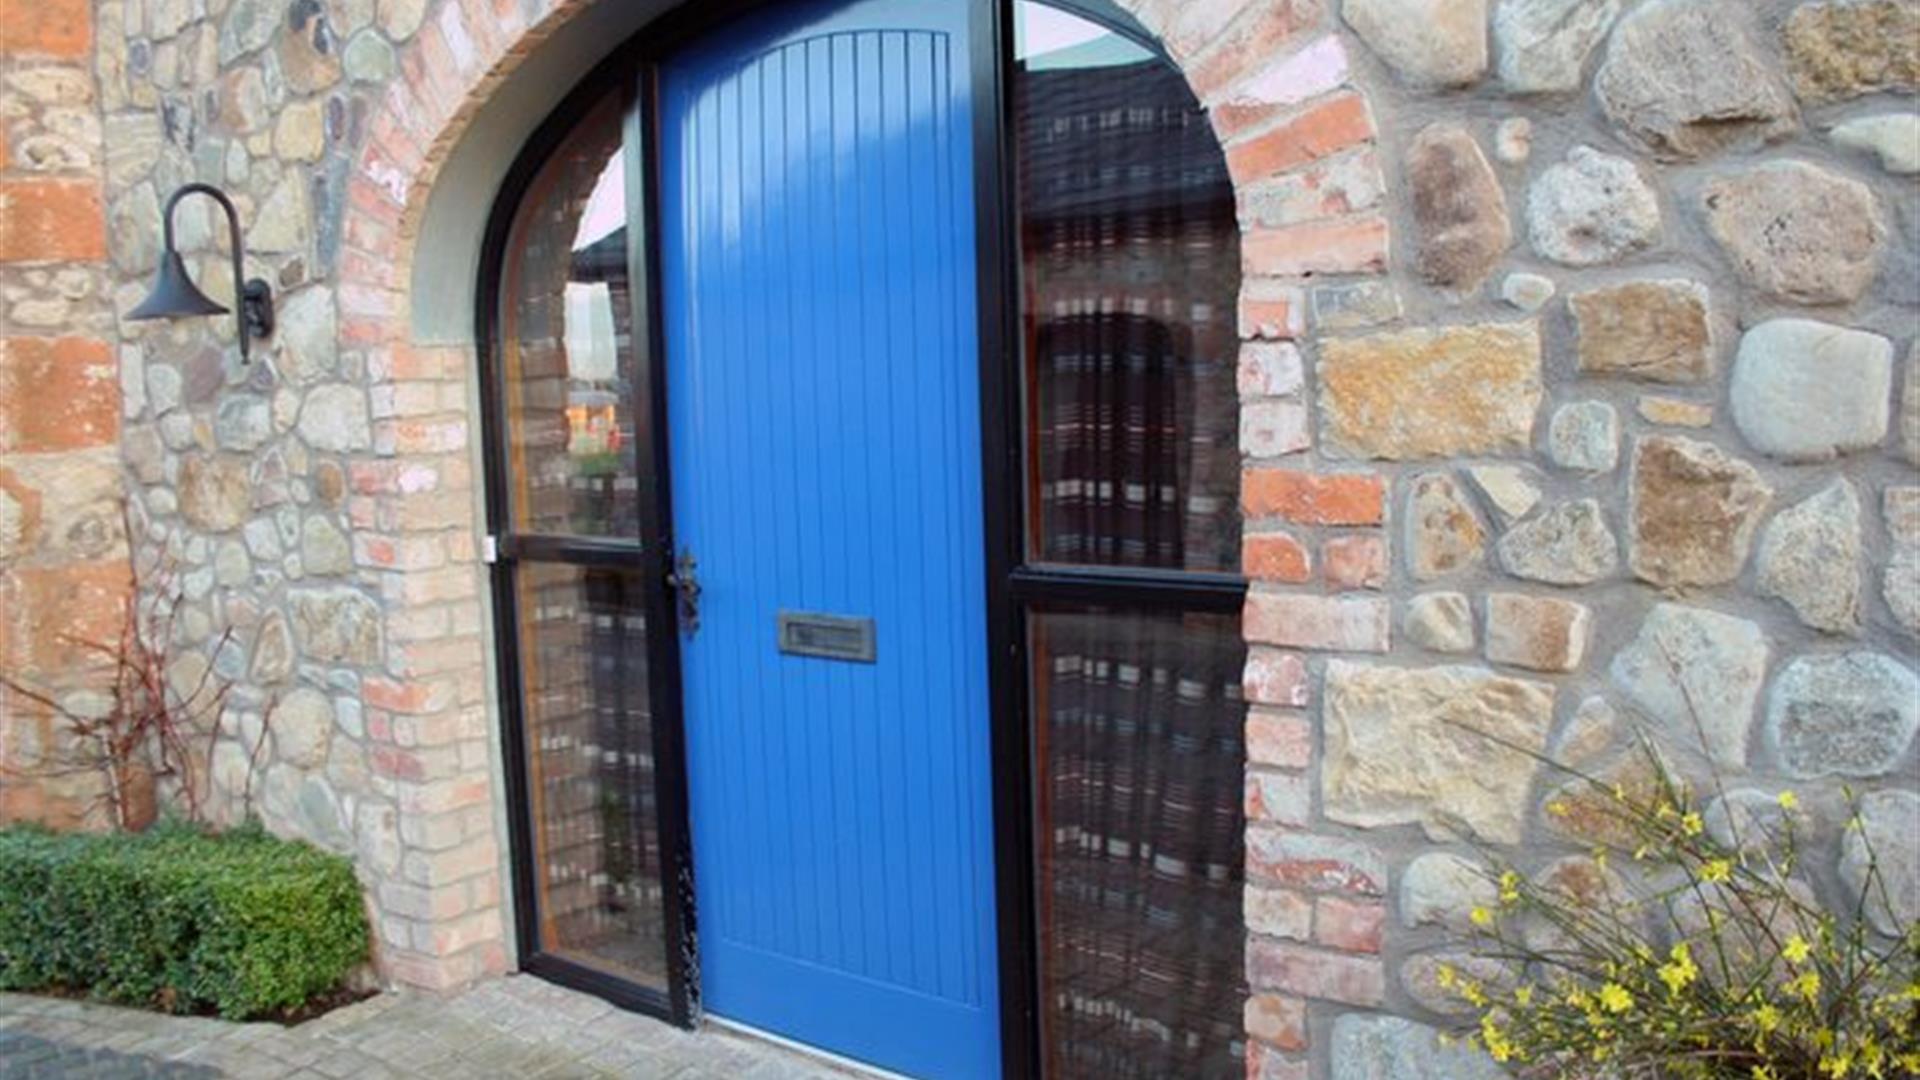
0,822,369,1019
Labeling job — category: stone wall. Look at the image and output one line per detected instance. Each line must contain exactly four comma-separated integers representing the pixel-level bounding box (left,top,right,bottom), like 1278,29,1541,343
0,0,1913,1075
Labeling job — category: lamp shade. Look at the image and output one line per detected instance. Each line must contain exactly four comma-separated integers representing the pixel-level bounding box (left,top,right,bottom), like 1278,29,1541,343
127,251,229,321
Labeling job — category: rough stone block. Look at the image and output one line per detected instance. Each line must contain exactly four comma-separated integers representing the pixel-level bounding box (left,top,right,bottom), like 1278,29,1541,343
1319,322,1542,460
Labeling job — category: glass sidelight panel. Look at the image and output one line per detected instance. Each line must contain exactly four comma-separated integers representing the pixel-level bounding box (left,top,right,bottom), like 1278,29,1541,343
514,562,666,987
1029,607,1247,1080
1013,3,1242,573
497,93,644,539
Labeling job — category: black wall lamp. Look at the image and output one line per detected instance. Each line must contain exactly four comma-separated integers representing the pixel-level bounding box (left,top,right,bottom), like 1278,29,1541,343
128,182,275,363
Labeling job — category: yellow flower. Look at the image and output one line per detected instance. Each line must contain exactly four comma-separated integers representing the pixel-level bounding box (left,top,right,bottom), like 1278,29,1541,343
1598,982,1633,1014
1435,963,1456,989
1789,971,1822,1002
1470,906,1493,927
1783,934,1812,964
1701,858,1733,884
1753,1004,1781,1033
1659,942,1699,996
1777,790,1799,811
1681,811,1705,837
1514,984,1534,1007
1499,870,1521,905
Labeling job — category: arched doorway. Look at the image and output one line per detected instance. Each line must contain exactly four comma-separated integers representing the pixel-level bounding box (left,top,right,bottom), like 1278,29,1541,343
479,2,1245,1075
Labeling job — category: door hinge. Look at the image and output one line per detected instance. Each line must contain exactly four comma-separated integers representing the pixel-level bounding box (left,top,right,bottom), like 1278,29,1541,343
482,535,499,564
666,551,700,635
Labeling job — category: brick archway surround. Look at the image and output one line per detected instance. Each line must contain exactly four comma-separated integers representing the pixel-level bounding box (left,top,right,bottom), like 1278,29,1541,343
347,0,1388,1069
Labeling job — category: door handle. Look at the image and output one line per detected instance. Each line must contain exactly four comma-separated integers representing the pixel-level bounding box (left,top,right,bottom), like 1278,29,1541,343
666,552,700,635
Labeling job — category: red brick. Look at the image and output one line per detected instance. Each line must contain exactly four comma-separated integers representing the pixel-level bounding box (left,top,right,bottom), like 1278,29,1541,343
1246,825,1385,896
1245,768,1310,826
0,0,91,57
1314,896,1386,953
1238,280,1305,340
1238,341,1304,397
1244,592,1389,652
2,560,130,672
1246,939,1385,1005
1245,885,1313,940
1243,469,1385,525
1246,1041,1310,1080
1322,534,1387,591
1243,215,1390,277
1243,648,1310,707
1243,532,1311,583
364,676,454,715
0,180,106,262
1186,0,1324,99
1247,709,1312,769
0,337,118,451
1244,994,1308,1052
1225,92,1373,187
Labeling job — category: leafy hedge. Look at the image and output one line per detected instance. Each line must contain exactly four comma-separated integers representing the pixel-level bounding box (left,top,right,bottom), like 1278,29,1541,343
0,822,369,1019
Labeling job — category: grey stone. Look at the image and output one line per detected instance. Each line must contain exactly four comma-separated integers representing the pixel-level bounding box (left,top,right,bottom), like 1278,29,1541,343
249,172,312,255
294,775,351,853
1593,0,1799,161
214,394,272,451
298,384,371,452
1494,0,1621,93
1526,145,1661,266
300,514,352,576
1766,652,1920,779
214,539,251,588
1703,162,1884,305
1497,498,1619,585
1887,488,1920,637
147,362,184,415
1840,790,1920,938
289,587,383,664
1311,281,1403,331
1400,952,1511,1016
1730,320,1893,462
243,517,283,560
1704,788,1800,857
1548,400,1618,472
178,455,253,533
108,182,162,275
1407,123,1510,290
343,29,396,83
1494,116,1532,163
1499,271,1554,312
1465,464,1540,525
1629,435,1772,588
1758,479,1863,635
1342,0,1489,87
1330,1014,1507,1080
1323,661,1556,844
1404,592,1476,654
1831,113,1920,175
1609,602,1768,768
1554,695,1621,767
1901,346,1919,467
218,0,279,62
272,687,334,768
377,0,428,39
356,800,402,876
1406,473,1486,581
1399,852,1497,931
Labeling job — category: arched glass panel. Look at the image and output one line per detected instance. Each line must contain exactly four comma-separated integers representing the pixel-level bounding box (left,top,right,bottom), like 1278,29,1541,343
1015,2,1242,574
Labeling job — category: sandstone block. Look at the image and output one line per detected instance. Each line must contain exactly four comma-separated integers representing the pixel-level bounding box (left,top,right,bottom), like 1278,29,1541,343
178,455,252,532
1628,435,1770,587
1407,123,1510,290
1568,279,1712,383
1730,319,1892,462
1526,146,1660,266
289,586,383,665
1594,0,1799,160
274,687,334,769
1485,592,1590,673
1757,479,1863,635
1319,322,1541,460
1703,162,1883,305
1464,464,1540,525
1322,661,1555,844
1405,473,1485,581
1766,652,1919,779
1609,602,1767,768
1841,790,1919,939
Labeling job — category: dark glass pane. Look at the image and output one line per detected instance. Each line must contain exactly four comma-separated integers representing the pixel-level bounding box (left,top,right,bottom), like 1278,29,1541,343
516,563,665,986
1030,606,1247,1079
1014,3,1242,573
498,93,643,539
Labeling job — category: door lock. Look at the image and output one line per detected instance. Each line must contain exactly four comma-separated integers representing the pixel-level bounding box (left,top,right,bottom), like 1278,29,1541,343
667,552,701,635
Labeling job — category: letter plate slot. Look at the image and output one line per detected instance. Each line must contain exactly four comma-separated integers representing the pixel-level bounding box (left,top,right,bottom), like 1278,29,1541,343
778,611,876,663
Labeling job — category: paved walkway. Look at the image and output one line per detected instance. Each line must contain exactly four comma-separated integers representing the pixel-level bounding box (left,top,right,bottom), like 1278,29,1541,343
0,976,869,1079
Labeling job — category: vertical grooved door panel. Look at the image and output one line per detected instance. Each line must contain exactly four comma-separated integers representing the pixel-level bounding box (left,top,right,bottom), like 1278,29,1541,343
660,3,997,1076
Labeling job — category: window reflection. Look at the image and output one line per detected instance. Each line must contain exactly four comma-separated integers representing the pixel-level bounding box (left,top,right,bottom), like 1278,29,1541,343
499,95,643,539
1015,2,1242,573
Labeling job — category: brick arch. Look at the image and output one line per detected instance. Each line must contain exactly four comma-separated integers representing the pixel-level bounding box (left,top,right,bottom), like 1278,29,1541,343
336,0,1400,1063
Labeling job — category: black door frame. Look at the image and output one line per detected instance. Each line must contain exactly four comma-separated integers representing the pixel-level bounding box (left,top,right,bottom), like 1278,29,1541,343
474,2,1245,1075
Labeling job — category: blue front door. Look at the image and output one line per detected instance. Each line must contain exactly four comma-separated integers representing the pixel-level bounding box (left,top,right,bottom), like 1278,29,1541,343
660,3,999,1076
